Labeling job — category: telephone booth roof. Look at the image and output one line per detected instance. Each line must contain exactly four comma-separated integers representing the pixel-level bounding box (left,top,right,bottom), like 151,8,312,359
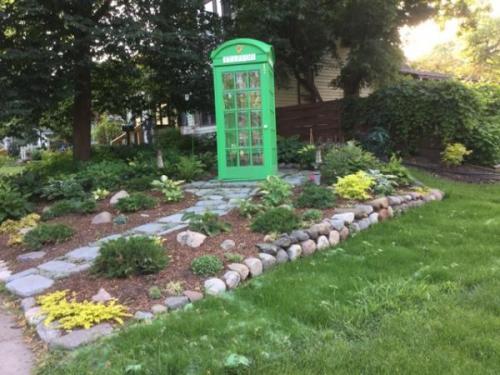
211,38,275,67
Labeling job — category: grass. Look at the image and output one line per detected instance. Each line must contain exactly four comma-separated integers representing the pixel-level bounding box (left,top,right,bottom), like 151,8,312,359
38,171,500,375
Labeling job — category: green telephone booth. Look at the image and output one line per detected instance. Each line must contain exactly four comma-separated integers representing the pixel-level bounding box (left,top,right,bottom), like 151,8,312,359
211,38,278,181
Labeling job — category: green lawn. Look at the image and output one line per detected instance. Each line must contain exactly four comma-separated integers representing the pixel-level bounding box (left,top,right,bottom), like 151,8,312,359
39,171,500,375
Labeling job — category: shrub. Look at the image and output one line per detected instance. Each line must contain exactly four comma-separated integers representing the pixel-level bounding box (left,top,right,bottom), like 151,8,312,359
115,193,157,212
37,290,130,330
191,255,223,276
361,127,391,158
259,175,293,207
77,160,132,191
277,135,305,164
41,176,86,201
92,236,168,278
0,213,40,246
381,155,414,186
124,176,154,191
148,286,162,299
0,182,32,224
238,199,263,219
251,207,301,234
296,182,336,209
92,115,123,145
302,209,323,225
151,175,184,202
224,252,244,263
176,156,205,181
320,141,380,184
334,171,374,201
366,170,398,196
42,198,97,220
441,143,472,166
23,223,74,250
297,144,317,169
182,211,231,237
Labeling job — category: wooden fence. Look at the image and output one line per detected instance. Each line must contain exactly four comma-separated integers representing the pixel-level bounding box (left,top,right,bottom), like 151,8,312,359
276,99,344,143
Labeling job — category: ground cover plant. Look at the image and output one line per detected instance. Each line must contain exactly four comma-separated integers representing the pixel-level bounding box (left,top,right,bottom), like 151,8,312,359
38,171,500,374
0,181,32,223
191,255,223,277
251,207,301,234
42,198,98,220
295,182,336,209
182,211,231,237
115,193,157,213
151,175,184,202
23,223,74,250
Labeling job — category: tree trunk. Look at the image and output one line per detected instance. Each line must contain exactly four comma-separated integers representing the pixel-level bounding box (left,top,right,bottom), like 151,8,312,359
342,77,361,98
73,54,92,161
295,69,323,103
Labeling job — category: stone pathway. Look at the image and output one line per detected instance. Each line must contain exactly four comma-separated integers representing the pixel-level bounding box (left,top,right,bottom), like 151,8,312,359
0,303,34,375
4,169,310,298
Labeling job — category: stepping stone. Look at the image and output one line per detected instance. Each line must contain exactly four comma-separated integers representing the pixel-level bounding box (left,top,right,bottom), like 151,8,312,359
49,323,113,350
96,234,122,245
38,260,81,279
132,223,167,235
157,213,189,224
164,296,189,310
6,268,39,283
0,270,12,282
17,251,46,262
6,274,54,297
66,246,100,262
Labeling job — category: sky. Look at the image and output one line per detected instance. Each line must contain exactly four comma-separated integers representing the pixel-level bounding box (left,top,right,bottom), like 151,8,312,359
401,0,500,61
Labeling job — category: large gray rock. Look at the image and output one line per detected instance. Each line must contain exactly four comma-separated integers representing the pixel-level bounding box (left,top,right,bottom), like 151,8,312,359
109,190,129,206
317,235,330,250
329,218,345,231
353,204,374,218
220,239,236,251
368,212,379,225
6,274,54,297
289,230,309,243
367,197,389,210
329,230,340,246
222,270,241,289
387,196,402,206
258,253,277,270
134,311,153,320
227,263,250,280
91,211,113,225
301,239,317,256
287,244,302,261
49,323,113,350
165,296,189,310
256,243,279,256
332,212,355,224
273,235,292,248
38,260,81,279
204,278,226,295
243,257,263,277
17,251,46,262
183,290,204,302
151,304,167,315
176,230,207,248
66,246,100,262
276,249,289,264
310,223,331,236
358,218,371,231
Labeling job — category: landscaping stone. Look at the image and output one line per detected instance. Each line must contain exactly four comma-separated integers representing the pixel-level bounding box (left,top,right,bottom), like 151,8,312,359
91,211,112,225
165,296,189,310
301,239,317,256
369,213,379,225
25,307,45,326
387,196,402,205
134,311,153,320
204,278,226,295
38,260,80,279
358,218,371,230
151,304,167,314
223,271,241,289
263,234,274,242
20,297,36,312
157,213,189,224
227,263,250,280
328,230,340,246
329,218,345,231
49,323,113,350
430,189,444,200
274,235,292,248
339,226,349,241
91,288,112,303
6,275,54,297
220,239,236,251
183,290,204,302
350,222,361,233
17,251,46,262
310,223,331,236
317,235,330,250
243,257,263,277
96,234,123,245
276,249,289,264
256,243,279,256
423,193,436,202
368,197,389,210
258,253,277,270
133,222,168,235
66,246,100,262
109,190,129,205
176,230,207,248
388,206,394,217
409,192,422,200
0,270,11,282
353,204,374,218
36,322,61,344
289,230,309,242
287,244,302,261
332,212,355,224
6,268,38,283
306,228,319,240
378,208,390,221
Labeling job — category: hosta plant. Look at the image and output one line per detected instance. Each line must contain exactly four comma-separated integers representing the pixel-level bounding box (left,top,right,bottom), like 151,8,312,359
92,188,110,201
259,175,293,207
366,169,398,196
182,211,231,237
334,171,375,201
238,199,263,219
151,175,184,202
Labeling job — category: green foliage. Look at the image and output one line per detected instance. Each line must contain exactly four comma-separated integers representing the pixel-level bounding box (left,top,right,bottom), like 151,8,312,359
148,286,162,300
41,176,86,201
42,199,97,220
251,207,301,234
124,176,154,192
182,211,231,237
361,127,391,158
77,160,133,191
277,136,306,164
224,353,251,370
366,170,398,196
93,236,168,278
92,188,110,201
23,223,74,251
92,115,124,145
441,143,472,167
113,214,128,225
224,252,244,263
301,209,323,225
320,141,380,184
151,175,184,202
115,193,157,213
191,255,223,277
237,199,263,219
259,176,293,207
0,182,32,224
381,155,414,186
334,171,375,201
297,144,317,169
175,156,205,182
296,182,336,209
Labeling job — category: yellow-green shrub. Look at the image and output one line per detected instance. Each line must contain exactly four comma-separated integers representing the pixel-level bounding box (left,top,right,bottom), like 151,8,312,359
441,143,472,166
0,213,40,246
334,171,374,200
37,290,130,330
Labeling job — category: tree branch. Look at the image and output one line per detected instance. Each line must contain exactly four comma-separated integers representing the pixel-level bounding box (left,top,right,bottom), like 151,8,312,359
92,0,112,22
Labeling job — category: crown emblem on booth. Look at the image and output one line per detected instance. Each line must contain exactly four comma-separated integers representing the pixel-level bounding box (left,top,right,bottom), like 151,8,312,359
235,45,243,54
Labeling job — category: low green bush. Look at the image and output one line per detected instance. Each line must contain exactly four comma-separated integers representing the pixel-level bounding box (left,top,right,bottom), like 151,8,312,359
40,176,86,201
259,175,293,207
148,286,162,300
151,175,184,202
224,252,244,263
92,236,168,278
297,144,317,169
366,170,398,196
76,160,132,191
115,193,157,212
176,156,205,182
0,182,32,224
23,223,74,250
251,207,301,234
191,255,223,276
237,199,263,219
301,209,323,225
380,155,414,186
277,136,306,164
296,182,336,209
182,211,231,237
124,176,154,192
334,171,374,201
42,198,97,220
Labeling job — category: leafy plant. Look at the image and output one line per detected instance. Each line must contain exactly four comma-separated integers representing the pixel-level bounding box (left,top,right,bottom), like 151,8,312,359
238,199,263,219
366,170,398,196
381,155,414,186
441,143,472,166
182,211,231,237
296,182,336,209
41,176,86,201
334,171,375,200
0,213,40,246
302,209,323,225
42,198,97,220
92,188,110,200
0,182,32,224
277,135,305,164
297,144,317,169
113,214,128,225
92,236,168,278
23,223,75,250
124,176,154,192
176,156,205,181
165,281,184,296
320,141,380,184
148,286,162,300
361,127,391,157
251,207,301,234
259,175,293,207
191,255,223,276
77,160,132,191
151,175,184,202
115,193,157,212
224,252,244,263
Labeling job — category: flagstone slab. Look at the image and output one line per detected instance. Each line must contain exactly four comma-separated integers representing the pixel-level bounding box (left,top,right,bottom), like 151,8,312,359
6,274,54,297
66,246,100,262
38,260,81,279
